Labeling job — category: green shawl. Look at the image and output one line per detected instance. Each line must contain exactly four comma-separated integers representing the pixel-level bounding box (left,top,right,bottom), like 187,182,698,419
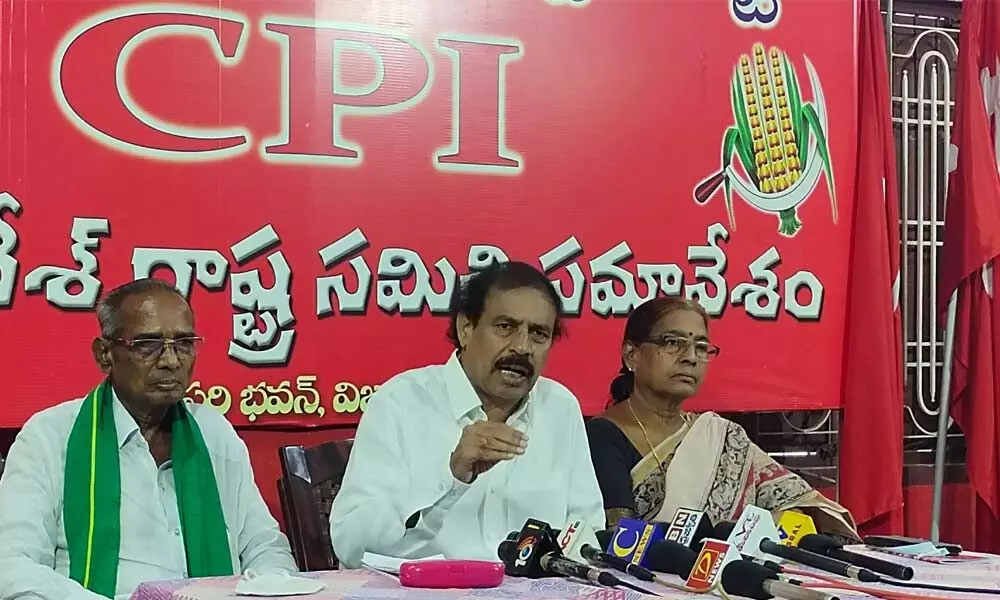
63,381,233,597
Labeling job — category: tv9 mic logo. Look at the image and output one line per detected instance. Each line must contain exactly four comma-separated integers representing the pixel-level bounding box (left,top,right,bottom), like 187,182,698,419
514,534,539,568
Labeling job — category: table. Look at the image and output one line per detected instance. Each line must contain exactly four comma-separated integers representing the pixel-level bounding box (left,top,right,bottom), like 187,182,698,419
131,570,652,600
130,551,1000,600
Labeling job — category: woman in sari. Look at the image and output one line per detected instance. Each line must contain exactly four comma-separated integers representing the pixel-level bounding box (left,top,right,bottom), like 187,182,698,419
586,296,858,540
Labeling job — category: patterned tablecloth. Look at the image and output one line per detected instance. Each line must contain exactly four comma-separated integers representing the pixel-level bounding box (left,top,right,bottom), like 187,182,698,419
130,570,655,600
130,551,1000,600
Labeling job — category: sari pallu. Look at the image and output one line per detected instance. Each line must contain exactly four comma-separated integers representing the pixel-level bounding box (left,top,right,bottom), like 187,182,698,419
629,412,858,540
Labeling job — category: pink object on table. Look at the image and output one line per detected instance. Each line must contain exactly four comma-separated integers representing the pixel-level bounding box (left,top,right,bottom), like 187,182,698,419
399,559,504,588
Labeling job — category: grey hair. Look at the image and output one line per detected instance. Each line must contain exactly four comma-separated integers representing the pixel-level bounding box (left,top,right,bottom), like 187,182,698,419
96,278,189,339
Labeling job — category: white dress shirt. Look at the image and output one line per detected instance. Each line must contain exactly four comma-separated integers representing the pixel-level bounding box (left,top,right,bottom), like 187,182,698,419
0,390,297,600
329,352,605,568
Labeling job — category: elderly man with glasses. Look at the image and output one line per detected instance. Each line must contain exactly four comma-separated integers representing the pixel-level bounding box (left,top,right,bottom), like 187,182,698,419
0,278,296,600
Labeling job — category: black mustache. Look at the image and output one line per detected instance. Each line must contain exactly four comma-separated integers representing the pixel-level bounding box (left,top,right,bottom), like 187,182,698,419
494,356,535,376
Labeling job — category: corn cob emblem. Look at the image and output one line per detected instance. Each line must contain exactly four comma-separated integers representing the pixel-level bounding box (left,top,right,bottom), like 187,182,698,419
694,43,836,237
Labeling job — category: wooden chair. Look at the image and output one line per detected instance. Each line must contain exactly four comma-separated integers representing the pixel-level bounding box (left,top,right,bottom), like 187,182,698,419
276,440,353,571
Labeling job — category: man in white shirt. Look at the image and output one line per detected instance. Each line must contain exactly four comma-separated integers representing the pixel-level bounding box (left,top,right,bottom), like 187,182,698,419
330,261,605,568
0,278,296,600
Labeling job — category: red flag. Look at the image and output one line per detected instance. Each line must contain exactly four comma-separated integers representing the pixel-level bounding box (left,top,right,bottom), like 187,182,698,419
941,0,1000,552
839,0,904,534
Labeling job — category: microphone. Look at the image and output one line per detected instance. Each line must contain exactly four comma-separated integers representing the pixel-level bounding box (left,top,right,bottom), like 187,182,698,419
604,517,667,568
712,520,787,573
576,528,658,583
538,552,619,587
758,540,880,582
497,520,628,589
500,518,558,577
642,536,841,600
554,517,601,563
683,538,742,590
724,506,880,583
664,507,715,550
724,505,784,562
640,539,699,578
579,545,657,582
721,560,841,600
595,528,612,551
776,511,818,547
798,534,914,581
555,519,655,581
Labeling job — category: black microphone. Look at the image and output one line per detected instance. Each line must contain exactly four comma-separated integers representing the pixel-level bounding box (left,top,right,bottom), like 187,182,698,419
507,528,562,540
594,529,612,550
722,560,841,600
499,519,559,577
798,534,913,581
715,517,880,583
498,538,621,587
758,538,880,583
745,555,790,574
712,520,736,539
639,539,699,578
538,552,620,587
498,521,622,588
579,545,656,582
664,508,717,550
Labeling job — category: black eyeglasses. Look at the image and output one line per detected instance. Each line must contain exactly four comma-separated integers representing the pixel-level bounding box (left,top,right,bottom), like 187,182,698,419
109,337,204,361
643,335,721,361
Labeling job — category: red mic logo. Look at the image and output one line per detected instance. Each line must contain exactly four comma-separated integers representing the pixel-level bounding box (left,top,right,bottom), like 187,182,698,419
686,540,729,590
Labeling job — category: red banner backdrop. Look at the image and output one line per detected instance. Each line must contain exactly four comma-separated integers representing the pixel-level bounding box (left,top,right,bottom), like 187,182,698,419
0,0,858,428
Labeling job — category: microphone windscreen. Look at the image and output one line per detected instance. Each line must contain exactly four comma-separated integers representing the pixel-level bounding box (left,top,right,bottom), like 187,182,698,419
595,529,613,550
498,540,516,562
644,540,697,577
690,515,716,548
798,534,840,554
504,526,559,542
720,560,777,600
712,521,736,540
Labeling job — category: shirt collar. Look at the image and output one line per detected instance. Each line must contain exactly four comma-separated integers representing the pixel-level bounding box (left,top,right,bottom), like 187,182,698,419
110,386,142,449
443,351,534,424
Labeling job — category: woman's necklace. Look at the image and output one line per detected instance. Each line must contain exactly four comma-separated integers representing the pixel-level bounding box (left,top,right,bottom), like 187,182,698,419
627,398,668,475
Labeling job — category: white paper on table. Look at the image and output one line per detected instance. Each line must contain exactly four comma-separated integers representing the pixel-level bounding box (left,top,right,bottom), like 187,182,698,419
234,571,326,596
359,552,445,574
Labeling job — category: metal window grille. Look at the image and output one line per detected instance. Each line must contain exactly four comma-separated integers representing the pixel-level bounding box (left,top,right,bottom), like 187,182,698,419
887,0,966,484
726,1,967,499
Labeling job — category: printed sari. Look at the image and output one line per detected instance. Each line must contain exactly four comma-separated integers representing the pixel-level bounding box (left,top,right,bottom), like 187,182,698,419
627,411,858,540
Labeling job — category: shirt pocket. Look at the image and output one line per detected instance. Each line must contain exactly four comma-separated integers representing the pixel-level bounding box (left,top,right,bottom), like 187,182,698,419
117,517,181,569
504,448,570,529
505,479,570,531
